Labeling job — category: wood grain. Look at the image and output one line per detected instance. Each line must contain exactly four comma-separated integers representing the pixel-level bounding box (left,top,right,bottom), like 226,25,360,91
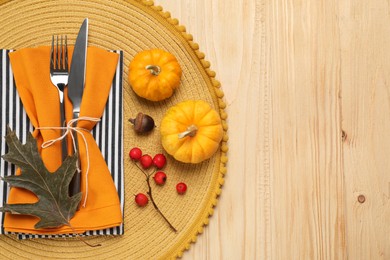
268,1,346,259
339,1,390,259
155,0,390,259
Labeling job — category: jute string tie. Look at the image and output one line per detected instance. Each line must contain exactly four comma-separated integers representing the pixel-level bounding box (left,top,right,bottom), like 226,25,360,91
37,116,101,207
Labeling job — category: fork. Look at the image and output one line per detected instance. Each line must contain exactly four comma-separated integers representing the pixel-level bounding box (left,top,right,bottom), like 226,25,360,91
50,35,68,161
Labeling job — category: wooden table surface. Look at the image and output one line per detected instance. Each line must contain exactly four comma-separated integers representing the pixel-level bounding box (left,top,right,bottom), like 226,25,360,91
154,0,390,259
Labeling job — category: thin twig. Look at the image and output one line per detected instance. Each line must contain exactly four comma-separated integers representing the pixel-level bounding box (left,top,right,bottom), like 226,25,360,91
68,223,101,247
134,162,150,178
146,174,177,233
133,162,177,233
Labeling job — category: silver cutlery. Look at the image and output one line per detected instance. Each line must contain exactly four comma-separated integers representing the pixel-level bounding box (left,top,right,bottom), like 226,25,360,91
50,35,68,161
68,18,88,197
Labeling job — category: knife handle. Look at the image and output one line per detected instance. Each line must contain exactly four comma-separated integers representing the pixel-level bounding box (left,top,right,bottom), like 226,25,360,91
69,124,81,197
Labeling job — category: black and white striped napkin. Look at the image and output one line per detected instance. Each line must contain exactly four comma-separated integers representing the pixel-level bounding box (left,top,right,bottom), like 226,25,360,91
0,49,124,238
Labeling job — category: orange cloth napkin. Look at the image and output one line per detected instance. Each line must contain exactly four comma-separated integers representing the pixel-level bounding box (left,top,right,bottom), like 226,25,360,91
5,46,122,234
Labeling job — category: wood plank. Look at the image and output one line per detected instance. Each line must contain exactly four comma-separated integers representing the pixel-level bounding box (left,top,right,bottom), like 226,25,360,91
267,1,346,259
339,1,390,259
154,0,264,259
155,0,390,259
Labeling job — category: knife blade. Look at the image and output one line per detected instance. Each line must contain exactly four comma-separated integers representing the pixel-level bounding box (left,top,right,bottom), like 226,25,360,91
68,18,88,197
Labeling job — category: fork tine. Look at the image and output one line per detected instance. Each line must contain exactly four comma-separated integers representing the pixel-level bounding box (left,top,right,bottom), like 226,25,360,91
56,35,59,70
59,35,63,70
64,35,68,71
50,35,54,70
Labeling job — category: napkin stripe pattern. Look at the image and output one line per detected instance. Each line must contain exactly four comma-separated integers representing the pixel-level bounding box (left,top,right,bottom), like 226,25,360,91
0,49,124,238
0,49,26,235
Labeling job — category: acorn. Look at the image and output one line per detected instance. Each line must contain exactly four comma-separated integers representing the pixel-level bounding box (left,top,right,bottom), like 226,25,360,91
129,112,156,133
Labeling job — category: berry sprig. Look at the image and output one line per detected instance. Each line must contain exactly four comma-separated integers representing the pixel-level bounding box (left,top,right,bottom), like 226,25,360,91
129,147,177,233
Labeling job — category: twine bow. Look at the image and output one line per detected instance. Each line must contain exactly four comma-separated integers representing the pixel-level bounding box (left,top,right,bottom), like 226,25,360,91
37,116,101,207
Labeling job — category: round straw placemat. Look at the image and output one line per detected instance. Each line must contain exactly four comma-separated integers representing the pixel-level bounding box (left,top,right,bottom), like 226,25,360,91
0,0,228,259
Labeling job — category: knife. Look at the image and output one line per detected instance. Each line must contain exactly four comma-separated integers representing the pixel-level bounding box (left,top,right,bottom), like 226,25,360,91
68,18,88,197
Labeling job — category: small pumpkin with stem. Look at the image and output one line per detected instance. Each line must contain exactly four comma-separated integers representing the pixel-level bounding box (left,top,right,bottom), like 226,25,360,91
129,49,182,101
160,100,224,163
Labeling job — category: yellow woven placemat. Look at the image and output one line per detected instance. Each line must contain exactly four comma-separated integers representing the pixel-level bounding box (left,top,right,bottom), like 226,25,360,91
0,0,228,259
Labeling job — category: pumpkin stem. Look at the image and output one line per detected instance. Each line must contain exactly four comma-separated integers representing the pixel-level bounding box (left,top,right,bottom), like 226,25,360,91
145,65,161,76
178,124,198,139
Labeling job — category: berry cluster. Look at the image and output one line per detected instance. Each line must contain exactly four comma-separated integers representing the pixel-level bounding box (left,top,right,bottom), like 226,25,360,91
129,147,187,195
130,150,167,170
129,147,187,232
130,148,168,187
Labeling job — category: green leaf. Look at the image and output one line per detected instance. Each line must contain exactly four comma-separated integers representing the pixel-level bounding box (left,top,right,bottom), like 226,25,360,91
0,126,82,229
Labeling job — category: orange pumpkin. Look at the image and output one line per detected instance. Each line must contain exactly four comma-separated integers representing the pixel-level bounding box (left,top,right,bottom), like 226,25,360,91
129,49,182,101
160,100,223,163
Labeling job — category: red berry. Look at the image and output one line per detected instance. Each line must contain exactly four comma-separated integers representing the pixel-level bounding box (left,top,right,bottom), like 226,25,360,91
140,154,153,169
153,154,167,169
135,193,149,207
129,147,142,161
176,182,187,194
153,171,167,185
